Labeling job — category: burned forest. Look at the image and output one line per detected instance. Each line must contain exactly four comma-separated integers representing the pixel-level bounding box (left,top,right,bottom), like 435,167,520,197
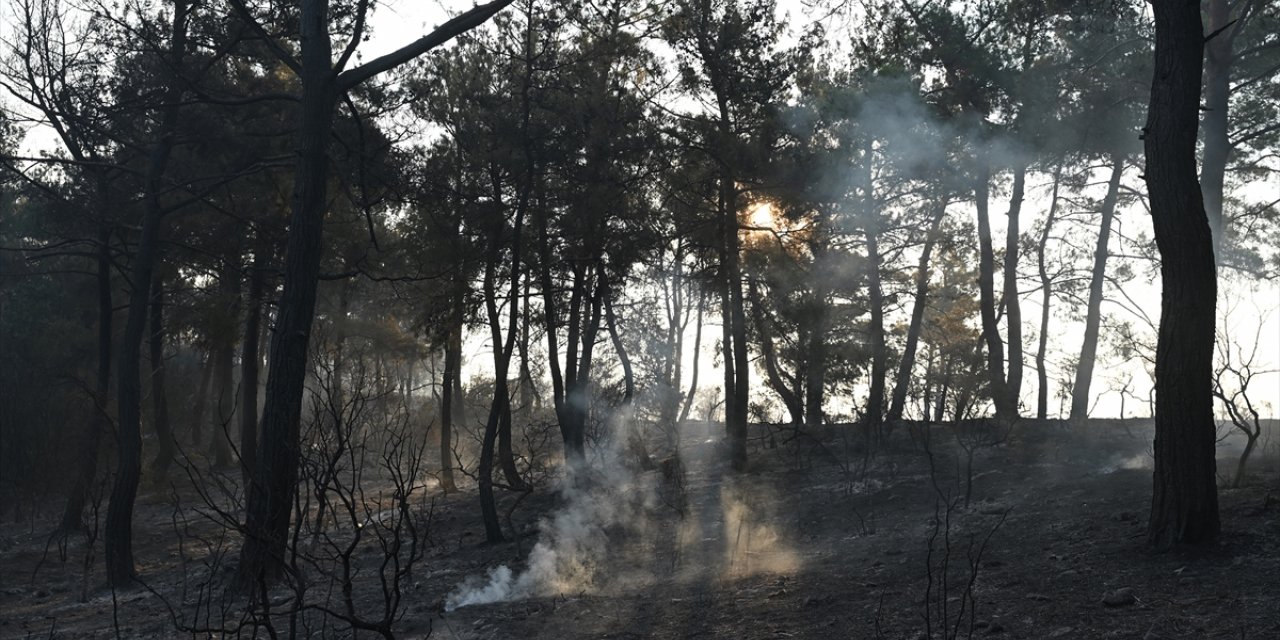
2,0,1280,638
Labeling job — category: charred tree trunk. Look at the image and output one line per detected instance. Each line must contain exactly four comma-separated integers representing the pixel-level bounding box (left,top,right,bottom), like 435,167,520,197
211,257,241,468
801,321,827,429
974,161,1013,419
888,201,948,424
562,275,605,459
236,0,514,589
516,272,538,413
603,286,634,405
190,348,213,445
480,165,531,540
677,291,705,425
659,246,685,431
104,202,160,586
479,249,504,532
606,287,647,466
803,234,831,429
720,262,736,434
865,216,888,431
1034,170,1062,420
1003,164,1026,417
496,389,523,489
327,279,354,441
103,0,188,586
1143,0,1219,548
747,278,804,426
439,296,462,493
719,176,749,471
934,355,951,423
148,276,175,478
59,223,113,532
238,7,338,588
695,21,749,469
1070,155,1124,424
536,201,572,458
496,406,523,487
239,244,267,486
478,247,506,537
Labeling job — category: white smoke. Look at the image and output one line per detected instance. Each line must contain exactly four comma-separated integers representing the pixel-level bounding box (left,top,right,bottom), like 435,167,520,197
445,415,659,611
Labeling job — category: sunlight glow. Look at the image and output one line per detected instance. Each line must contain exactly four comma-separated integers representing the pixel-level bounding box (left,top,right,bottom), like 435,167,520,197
746,201,780,231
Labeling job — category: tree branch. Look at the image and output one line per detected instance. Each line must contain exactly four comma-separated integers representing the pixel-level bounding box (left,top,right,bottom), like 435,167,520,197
225,0,303,75
335,0,516,92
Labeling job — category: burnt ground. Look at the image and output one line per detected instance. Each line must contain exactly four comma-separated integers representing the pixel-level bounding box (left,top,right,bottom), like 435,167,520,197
2,419,1280,639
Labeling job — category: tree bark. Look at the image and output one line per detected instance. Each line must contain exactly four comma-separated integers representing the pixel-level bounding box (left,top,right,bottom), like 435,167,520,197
1034,170,1062,420
865,213,887,431
479,163,531,540
719,175,749,470
696,20,749,470
211,256,241,468
1069,155,1124,424
888,200,948,424
103,0,188,586
516,271,538,412
1003,164,1026,416
659,246,685,431
747,277,804,426
239,243,266,486
562,274,604,460
677,291,705,425
190,348,213,445
238,0,338,588
59,222,112,532
236,0,513,589
439,294,462,493
604,289,634,405
974,161,1013,419
1143,0,1219,548
148,275,175,477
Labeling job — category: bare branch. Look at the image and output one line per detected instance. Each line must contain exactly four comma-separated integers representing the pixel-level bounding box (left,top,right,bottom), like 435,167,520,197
335,0,516,93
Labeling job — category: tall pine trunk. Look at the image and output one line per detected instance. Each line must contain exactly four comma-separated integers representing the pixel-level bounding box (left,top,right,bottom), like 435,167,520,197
238,0,337,587
865,216,887,431
888,200,948,424
211,257,240,468
59,223,113,532
720,176,749,471
1069,155,1125,424
677,292,705,425
1143,0,1220,548
148,276,175,477
239,244,266,485
1034,171,1062,420
235,0,514,589
747,278,804,426
103,0,188,586
439,296,462,493
974,161,1013,419
190,349,213,445
1003,165,1026,416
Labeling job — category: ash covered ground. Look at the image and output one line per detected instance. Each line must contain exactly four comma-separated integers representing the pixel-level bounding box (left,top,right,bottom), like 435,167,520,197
3,419,1279,639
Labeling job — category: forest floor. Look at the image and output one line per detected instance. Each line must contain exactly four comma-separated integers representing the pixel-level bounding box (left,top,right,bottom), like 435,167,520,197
2,419,1280,639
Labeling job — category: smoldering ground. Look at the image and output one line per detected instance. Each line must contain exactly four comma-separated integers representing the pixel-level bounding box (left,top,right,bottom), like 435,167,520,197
3,417,1279,639
443,419,803,611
